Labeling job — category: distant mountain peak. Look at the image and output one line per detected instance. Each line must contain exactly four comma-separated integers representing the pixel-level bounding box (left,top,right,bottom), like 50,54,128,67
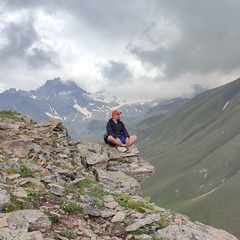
0,77,188,141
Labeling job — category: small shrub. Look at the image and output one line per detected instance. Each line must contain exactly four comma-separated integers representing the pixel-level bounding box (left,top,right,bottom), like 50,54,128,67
63,184,79,195
60,200,82,214
0,110,24,122
70,176,96,194
158,213,171,229
44,211,60,223
52,139,58,147
115,192,155,213
87,184,110,198
3,194,34,213
70,159,78,166
60,229,73,239
52,162,62,167
0,134,5,140
6,166,17,175
89,198,105,210
80,157,89,171
20,165,34,178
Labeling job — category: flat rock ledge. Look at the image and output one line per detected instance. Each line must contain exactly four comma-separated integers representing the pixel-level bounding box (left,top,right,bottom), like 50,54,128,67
77,141,155,195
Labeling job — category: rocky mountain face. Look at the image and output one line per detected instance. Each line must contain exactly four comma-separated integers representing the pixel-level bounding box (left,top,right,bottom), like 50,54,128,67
0,111,237,239
0,78,188,141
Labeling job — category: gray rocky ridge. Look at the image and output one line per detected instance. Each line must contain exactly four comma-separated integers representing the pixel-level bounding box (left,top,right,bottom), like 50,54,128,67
0,111,237,239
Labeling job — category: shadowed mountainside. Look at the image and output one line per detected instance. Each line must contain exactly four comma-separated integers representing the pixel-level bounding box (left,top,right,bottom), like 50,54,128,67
138,78,240,238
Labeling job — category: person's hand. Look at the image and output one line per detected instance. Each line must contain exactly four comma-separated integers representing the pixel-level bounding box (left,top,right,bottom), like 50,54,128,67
125,137,130,145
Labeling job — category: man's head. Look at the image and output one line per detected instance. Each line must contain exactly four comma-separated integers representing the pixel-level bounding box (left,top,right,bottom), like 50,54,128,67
112,110,121,118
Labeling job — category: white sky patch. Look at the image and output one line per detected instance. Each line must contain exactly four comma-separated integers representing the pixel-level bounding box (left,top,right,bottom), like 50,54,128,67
73,99,92,119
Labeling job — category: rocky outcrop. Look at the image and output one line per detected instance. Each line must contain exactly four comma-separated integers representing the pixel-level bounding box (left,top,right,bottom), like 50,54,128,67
76,141,154,195
0,111,238,239
155,221,238,240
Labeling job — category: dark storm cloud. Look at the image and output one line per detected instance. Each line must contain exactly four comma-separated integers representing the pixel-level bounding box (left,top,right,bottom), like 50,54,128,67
27,47,59,69
4,0,240,77
0,12,58,69
4,0,147,36
0,16,38,59
2,0,240,98
129,0,240,78
100,61,133,85
56,0,150,39
2,0,43,9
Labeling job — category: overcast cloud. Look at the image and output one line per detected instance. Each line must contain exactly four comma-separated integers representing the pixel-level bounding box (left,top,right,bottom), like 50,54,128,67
1,0,240,100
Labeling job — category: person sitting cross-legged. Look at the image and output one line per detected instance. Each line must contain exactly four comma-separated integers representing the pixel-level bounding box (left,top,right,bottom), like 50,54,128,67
105,110,137,152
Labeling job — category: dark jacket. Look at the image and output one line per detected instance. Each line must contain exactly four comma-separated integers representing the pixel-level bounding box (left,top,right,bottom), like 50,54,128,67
106,118,130,139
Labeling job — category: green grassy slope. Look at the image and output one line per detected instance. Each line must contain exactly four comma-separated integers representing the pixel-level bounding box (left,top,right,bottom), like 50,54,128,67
138,78,240,238
178,171,240,238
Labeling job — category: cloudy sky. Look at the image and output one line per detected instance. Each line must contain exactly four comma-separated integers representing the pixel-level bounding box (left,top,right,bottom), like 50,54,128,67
1,0,240,100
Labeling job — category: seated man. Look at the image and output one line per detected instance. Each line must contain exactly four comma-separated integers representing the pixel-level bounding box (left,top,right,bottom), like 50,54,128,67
105,110,137,150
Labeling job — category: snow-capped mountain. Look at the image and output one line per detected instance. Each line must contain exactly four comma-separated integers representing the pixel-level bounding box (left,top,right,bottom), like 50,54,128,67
0,78,188,140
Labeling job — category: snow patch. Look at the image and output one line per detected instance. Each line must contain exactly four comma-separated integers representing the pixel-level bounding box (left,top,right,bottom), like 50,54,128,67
73,99,92,119
45,112,63,120
72,114,77,121
198,169,208,178
87,90,152,105
59,91,72,96
45,104,63,120
222,101,230,110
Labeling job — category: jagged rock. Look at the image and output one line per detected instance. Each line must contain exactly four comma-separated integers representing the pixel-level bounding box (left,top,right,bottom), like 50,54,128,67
0,228,44,240
154,221,238,240
105,201,119,209
94,168,141,195
48,183,66,196
109,223,127,238
82,203,102,216
107,145,139,159
100,209,116,218
132,235,151,240
111,211,126,222
86,151,109,168
4,209,51,231
14,178,45,188
0,190,10,207
6,173,21,180
102,195,115,203
0,123,12,130
108,156,154,183
12,187,28,198
0,217,8,227
126,214,161,232
35,120,59,132
81,143,155,185
78,219,98,239
1,139,34,157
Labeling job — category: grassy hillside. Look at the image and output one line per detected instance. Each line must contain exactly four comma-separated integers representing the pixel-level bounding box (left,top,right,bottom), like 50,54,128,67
137,78,240,238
